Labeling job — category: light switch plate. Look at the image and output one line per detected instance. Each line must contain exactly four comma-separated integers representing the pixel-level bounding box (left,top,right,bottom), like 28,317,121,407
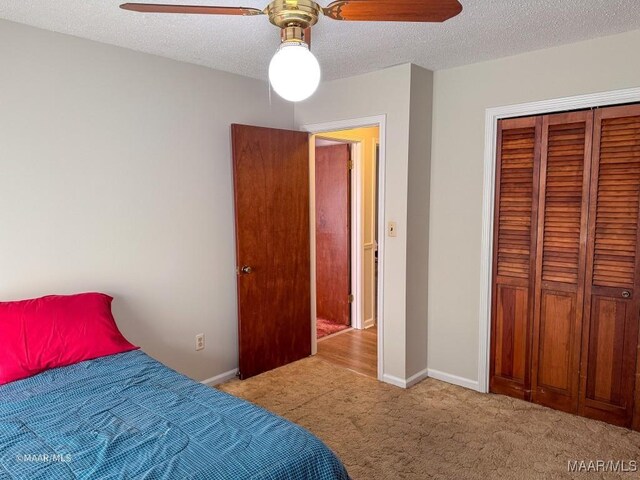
388,221,398,237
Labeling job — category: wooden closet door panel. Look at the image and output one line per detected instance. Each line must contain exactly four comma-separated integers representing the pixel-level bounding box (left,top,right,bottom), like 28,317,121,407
490,116,542,400
531,112,593,413
494,284,530,382
579,105,640,428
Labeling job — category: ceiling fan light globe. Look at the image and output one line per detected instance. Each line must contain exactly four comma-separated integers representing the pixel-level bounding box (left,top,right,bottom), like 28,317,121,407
268,43,321,102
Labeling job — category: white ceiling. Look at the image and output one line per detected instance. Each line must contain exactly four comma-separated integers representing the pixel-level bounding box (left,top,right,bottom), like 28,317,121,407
2,1,640,81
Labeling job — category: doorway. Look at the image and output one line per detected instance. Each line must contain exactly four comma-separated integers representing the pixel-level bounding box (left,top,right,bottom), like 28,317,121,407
315,139,352,339
311,126,380,378
231,116,386,383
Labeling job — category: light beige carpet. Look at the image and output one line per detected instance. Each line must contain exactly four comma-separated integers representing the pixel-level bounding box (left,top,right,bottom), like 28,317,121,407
219,357,640,480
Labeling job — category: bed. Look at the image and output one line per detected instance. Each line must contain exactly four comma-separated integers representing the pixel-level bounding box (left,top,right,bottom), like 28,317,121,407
0,349,350,479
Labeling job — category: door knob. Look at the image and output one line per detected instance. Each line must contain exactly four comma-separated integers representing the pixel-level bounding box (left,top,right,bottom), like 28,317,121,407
240,266,253,275
622,290,631,299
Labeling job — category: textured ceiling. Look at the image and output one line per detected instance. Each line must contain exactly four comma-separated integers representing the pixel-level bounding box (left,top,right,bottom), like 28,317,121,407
2,1,640,81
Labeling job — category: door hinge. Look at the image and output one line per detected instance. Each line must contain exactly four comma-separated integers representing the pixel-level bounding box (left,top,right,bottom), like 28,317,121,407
348,294,354,303
348,160,354,170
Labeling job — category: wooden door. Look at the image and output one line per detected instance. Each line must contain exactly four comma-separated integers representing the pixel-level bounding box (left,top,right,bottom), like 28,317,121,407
530,111,593,413
315,144,351,326
232,124,311,380
579,105,640,428
490,116,542,400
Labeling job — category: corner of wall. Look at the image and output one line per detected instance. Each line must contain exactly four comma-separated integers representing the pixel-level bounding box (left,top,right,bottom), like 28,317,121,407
405,64,434,379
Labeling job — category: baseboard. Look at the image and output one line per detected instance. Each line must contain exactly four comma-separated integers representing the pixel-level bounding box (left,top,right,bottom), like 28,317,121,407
363,318,375,329
381,367,429,389
405,367,430,388
381,374,407,388
427,368,480,392
202,367,477,391
201,369,238,386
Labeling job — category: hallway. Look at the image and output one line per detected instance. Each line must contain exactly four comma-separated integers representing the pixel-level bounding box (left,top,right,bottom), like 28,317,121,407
317,327,377,378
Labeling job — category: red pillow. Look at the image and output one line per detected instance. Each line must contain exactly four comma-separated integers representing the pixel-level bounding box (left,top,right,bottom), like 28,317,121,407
0,293,138,385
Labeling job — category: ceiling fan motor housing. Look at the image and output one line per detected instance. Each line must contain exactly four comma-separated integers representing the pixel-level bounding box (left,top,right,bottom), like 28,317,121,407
266,0,321,29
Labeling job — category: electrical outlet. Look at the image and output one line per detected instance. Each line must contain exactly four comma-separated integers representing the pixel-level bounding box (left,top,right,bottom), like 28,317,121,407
388,221,398,237
195,333,205,351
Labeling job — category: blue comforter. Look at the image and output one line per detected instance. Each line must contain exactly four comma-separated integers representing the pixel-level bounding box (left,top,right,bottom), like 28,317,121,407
0,351,349,480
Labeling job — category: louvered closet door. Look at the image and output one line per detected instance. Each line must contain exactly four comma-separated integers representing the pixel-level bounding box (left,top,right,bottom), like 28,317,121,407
490,116,542,400
579,104,640,428
530,111,593,413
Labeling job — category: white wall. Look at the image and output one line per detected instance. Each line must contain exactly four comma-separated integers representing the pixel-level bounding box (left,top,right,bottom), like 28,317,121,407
406,65,433,378
0,19,294,382
296,64,433,382
428,29,640,384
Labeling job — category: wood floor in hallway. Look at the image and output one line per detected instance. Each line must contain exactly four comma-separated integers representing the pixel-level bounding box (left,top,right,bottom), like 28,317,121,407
317,327,377,378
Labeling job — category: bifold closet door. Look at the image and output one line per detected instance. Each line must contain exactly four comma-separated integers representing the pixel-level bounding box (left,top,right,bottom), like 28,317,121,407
490,116,542,400
530,111,593,413
579,105,640,428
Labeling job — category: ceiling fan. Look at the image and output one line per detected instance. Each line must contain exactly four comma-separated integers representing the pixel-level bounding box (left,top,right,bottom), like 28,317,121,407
120,0,463,102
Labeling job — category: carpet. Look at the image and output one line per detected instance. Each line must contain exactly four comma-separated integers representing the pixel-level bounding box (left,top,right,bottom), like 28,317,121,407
219,357,640,480
317,317,350,339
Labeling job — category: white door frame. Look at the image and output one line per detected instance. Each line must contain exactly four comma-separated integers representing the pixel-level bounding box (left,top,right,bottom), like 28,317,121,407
302,115,386,382
478,87,640,393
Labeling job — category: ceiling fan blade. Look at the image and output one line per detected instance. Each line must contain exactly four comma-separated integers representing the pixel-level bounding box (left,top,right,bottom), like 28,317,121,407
119,3,265,16
323,0,462,23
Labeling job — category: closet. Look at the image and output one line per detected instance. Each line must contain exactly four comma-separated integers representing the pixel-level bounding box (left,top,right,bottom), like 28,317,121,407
490,104,640,431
